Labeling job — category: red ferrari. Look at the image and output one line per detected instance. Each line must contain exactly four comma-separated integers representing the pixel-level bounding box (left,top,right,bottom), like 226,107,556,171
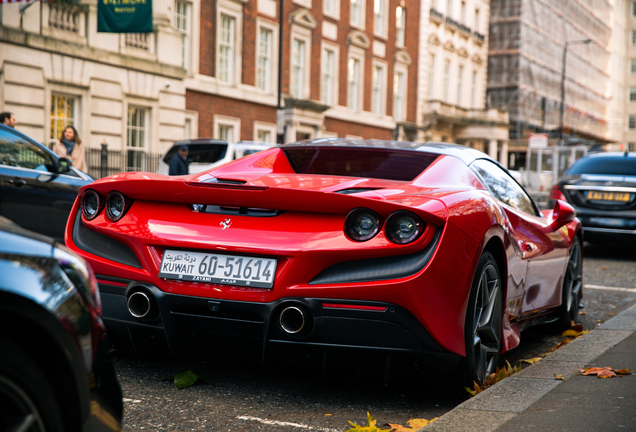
65,139,583,385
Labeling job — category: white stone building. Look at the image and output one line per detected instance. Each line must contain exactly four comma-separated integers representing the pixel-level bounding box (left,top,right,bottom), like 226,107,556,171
0,0,193,172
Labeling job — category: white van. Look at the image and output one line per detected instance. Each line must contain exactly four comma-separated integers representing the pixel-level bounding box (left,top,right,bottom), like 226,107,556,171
157,139,276,175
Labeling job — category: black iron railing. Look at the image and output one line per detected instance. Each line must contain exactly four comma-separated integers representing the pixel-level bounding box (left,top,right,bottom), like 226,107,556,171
85,145,163,179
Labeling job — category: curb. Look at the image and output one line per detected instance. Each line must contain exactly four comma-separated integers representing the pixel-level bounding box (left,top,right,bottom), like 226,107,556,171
418,303,636,432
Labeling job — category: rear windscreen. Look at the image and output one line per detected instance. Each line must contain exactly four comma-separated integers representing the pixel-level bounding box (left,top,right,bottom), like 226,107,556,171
566,157,636,176
163,144,228,164
283,147,438,181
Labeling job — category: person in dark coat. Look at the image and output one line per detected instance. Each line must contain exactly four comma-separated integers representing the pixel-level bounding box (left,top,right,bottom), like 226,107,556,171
168,145,190,175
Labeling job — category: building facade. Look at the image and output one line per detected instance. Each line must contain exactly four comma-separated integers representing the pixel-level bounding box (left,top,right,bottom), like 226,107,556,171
185,0,422,144
486,0,612,167
0,0,191,172
418,0,510,167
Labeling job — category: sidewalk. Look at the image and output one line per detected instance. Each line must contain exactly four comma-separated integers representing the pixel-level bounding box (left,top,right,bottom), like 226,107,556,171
419,303,636,432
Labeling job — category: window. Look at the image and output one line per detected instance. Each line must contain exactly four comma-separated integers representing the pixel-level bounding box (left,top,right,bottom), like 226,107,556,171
471,70,478,108
457,65,463,106
174,1,191,69
428,54,435,100
219,124,234,141
460,1,466,23
291,39,306,99
324,0,340,18
351,0,364,27
257,27,273,92
630,87,636,103
444,60,451,102
631,59,636,75
471,159,538,216
629,115,636,130
633,0,636,16
50,94,77,146
632,30,636,46
372,64,385,116
474,8,480,32
629,143,636,152
396,6,405,47
127,106,148,171
393,70,406,121
257,129,271,142
374,0,386,36
219,14,235,83
348,57,361,111
321,48,336,105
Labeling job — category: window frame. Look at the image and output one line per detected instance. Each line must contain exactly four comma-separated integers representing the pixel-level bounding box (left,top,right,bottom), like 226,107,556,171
321,42,339,106
374,0,388,38
395,6,405,47
254,121,277,142
323,0,341,20
428,54,435,100
126,105,150,171
371,60,387,116
174,1,192,70
629,115,636,130
444,59,451,103
631,58,636,75
214,115,241,142
216,1,243,86
290,24,312,100
347,46,365,112
630,87,636,103
350,0,366,29
457,64,464,106
50,93,79,148
393,62,408,122
256,25,273,93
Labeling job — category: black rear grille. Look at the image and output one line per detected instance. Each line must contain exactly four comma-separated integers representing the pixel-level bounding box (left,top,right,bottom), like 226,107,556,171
190,205,281,217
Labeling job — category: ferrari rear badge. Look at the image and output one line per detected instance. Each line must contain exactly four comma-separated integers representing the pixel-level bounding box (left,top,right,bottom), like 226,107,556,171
220,218,232,230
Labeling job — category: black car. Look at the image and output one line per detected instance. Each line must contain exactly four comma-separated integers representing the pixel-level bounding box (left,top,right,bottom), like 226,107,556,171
0,124,93,243
0,217,123,431
549,151,636,242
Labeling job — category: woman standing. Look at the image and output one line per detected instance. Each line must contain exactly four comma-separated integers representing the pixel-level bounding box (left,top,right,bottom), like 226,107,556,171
53,125,87,173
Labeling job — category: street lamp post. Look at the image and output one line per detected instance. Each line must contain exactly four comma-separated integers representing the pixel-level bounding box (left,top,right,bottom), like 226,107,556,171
559,38,591,146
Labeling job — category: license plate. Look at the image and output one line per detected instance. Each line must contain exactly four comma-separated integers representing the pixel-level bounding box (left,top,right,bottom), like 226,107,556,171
586,191,630,202
159,250,277,289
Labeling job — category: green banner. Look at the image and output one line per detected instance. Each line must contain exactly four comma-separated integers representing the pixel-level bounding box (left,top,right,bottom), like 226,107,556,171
97,0,153,33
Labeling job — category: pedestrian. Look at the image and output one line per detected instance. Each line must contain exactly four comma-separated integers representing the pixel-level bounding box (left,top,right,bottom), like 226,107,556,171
53,125,87,173
0,112,16,128
168,145,190,175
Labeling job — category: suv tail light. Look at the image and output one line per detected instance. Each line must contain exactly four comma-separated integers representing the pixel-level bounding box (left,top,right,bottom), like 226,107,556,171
549,184,566,202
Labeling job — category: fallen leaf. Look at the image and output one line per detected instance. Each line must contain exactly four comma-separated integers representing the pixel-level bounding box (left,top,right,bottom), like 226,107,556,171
597,369,616,378
347,412,388,431
613,369,632,375
521,357,542,365
576,366,630,378
325,414,333,416
600,266,607,270
554,374,565,381
578,311,587,315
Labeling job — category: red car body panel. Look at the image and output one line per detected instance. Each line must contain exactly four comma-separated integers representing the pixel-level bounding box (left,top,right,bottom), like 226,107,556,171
64,142,582,368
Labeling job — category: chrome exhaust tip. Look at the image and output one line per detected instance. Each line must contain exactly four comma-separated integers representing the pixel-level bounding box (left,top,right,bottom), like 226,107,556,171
279,306,306,334
127,290,153,319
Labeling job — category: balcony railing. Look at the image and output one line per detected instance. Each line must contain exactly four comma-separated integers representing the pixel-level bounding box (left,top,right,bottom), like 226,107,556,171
430,8,444,23
125,33,149,51
48,2,82,33
425,100,509,124
473,32,485,43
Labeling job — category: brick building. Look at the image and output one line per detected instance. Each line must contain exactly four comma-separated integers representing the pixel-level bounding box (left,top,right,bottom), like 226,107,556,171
186,0,422,143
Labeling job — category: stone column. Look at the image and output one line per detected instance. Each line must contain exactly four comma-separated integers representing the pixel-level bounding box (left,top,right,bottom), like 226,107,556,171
488,139,498,160
499,140,509,169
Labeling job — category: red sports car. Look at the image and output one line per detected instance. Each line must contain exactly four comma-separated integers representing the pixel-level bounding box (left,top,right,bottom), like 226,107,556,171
64,139,583,385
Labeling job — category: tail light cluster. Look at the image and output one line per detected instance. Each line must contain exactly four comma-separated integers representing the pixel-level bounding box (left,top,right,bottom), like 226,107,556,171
81,190,132,222
344,207,425,244
549,184,566,203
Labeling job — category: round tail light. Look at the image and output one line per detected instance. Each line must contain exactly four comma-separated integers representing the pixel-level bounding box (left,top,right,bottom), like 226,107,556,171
385,211,424,244
344,208,381,241
105,191,128,222
81,190,102,220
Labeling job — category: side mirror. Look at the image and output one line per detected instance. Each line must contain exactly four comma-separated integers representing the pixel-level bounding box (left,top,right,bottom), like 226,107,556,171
548,200,576,230
57,157,72,174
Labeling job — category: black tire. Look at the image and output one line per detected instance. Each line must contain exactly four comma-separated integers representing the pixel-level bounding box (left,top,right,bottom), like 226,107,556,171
458,252,503,386
0,336,64,432
557,237,583,329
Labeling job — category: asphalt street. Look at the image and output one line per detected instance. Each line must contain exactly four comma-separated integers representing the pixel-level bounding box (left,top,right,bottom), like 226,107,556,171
115,241,636,431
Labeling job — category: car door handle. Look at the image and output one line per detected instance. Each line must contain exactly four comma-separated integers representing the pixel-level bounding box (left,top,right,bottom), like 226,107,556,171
9,178,27,187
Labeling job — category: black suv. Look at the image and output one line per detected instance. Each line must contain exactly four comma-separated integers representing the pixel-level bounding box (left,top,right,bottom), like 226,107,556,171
549,151,636,242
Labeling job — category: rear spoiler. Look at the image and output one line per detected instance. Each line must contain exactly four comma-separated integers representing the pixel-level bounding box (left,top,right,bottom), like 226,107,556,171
80,175,447,226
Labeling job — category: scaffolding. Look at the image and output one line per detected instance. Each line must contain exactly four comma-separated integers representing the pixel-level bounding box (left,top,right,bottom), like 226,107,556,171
487,0,612,144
